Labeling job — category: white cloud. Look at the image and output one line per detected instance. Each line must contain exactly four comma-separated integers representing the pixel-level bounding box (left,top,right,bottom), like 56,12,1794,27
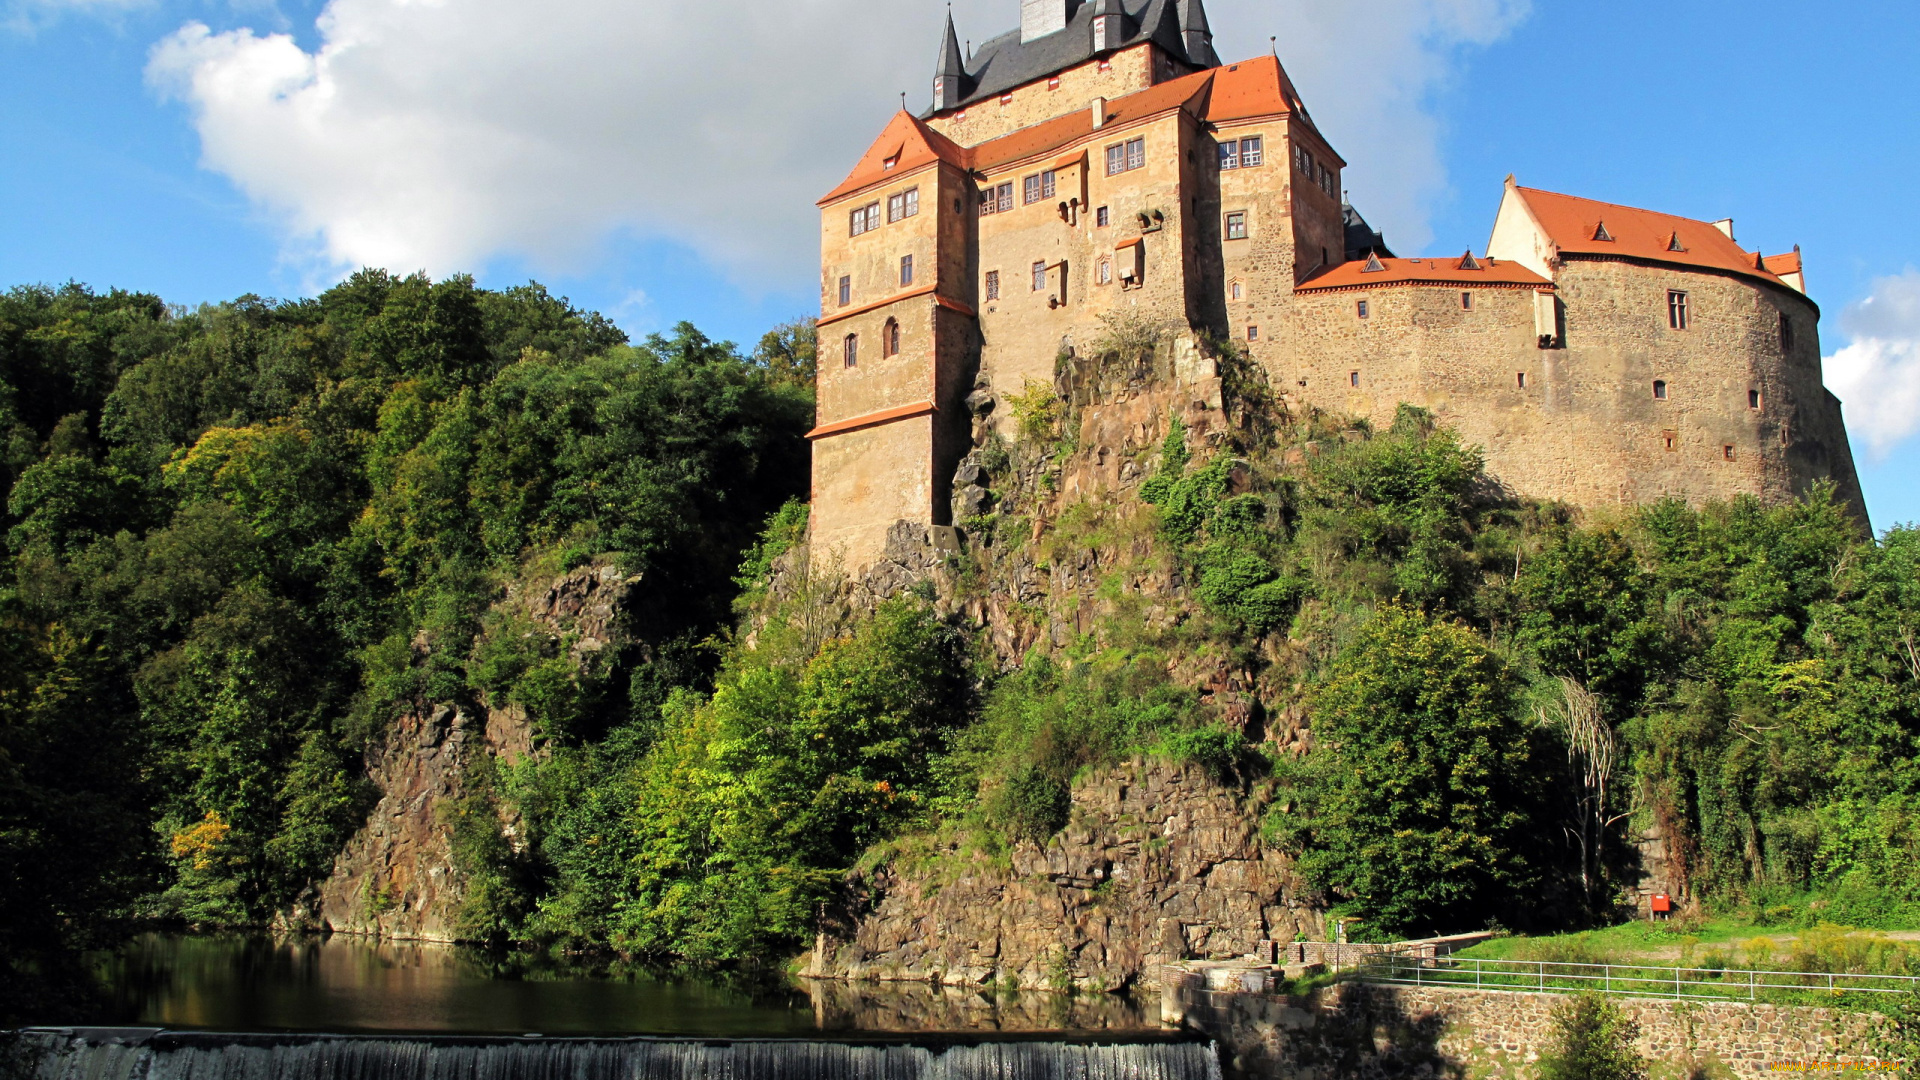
1825,270,1920,459
147,0,1529,286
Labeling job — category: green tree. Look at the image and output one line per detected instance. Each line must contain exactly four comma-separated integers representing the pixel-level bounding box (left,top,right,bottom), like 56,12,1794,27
1537,994,1648,1080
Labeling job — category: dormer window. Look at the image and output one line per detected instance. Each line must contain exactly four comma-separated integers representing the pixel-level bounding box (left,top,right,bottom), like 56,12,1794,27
1593,221,1615,242
1668,232,1687,252
883,154,899,172
1047,76,1061,90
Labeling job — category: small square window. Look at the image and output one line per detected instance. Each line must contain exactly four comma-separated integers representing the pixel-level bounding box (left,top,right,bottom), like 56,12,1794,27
1349,371,1361,388
838,276,851,307
1517,372,1527,389
985,270,1000,301
1247,326,1259,341
1224,211,1248,240
900,254,914,288
1724,444,1737,461
1096,206,1111,228
1749,389,1762,410
1653,380,1668,400
1461,291,1473,310
1357,300,1370,319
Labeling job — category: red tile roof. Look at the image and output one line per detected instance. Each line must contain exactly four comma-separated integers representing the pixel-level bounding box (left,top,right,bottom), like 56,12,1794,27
1204,55,1301,123
1512,186,1788,288
819,112,969,205
970,68,1213,173
1763,251,1803,278
1298,253,1551,292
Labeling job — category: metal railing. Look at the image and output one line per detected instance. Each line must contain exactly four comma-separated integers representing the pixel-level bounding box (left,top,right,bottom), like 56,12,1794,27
1352,953,1920,1003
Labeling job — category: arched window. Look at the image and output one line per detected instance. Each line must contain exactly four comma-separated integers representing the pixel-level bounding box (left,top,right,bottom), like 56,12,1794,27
843,334,858,368
883,319,900,358
1653,379,1668,400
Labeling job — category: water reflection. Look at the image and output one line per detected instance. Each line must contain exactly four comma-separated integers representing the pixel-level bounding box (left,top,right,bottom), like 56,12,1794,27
77,935,1161,1037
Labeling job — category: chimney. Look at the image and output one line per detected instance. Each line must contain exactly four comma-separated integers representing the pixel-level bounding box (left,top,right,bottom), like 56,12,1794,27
1091,97,1106,129
1022,0,1075,43
1712,219,1735,241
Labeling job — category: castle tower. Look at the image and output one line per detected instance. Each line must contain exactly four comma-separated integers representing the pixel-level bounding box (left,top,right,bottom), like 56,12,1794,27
933,12,970,113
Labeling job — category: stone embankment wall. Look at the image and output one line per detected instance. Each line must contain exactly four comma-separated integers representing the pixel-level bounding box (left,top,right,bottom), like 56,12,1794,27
809,758,1320,992
1167,972,1886,1079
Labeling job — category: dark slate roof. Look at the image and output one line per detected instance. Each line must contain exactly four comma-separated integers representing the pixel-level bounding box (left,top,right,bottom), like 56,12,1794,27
927,0,1214,115
1343,204,1395,261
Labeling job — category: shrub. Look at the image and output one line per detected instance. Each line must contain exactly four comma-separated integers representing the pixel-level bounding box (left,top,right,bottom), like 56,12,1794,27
1538,994,1648,1080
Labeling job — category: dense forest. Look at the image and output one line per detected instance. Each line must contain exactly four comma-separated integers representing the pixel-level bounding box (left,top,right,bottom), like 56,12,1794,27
1,277,1916,1020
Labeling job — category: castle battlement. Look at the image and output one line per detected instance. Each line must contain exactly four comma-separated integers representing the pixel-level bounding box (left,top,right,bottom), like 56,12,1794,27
808,0,1865,568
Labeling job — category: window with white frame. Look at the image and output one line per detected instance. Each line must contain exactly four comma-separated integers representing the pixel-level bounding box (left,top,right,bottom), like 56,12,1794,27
849,202,880,236
1219,136,1264,170
1032,261,1048,292
1096,206,1111,228
1224,211,1247,240
1098,259,1112,285
1023,170,1058,205
979,182,1014,216
887,188,919,223
1106,137,1145,175
985,270,1000,300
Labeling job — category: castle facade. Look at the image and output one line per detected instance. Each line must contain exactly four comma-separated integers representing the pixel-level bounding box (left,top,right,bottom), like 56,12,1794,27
809,0,1866,568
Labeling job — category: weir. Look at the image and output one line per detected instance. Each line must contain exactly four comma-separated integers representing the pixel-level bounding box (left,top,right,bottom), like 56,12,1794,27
18,1029,1223,1080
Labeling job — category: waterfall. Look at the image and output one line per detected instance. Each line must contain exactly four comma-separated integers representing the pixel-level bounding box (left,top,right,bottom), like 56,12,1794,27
19,1030,1222,1080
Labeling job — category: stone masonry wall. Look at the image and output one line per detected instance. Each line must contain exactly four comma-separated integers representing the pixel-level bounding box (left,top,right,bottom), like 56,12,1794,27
1171,977,1888,1080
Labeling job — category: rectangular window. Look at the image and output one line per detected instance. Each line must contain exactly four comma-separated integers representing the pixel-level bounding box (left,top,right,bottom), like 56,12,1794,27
1461,292,1473,310
1127,137,1145,171
900,254,914,288
1349,371,1361,388
1108,137,1145,175
1663,430,1678,452
1098,260,1112,285
1042,170,1056,199
1230,281,1243,300
1780,312,1794,350
1296,145,1313,174
1318,164,1334,197
1357,299,1370,319
1106,144,1126,176
850,203,880,236
979,183,1014,216
1241,136,1263,167
1724,444,1737,461
1047,76,1060,90
1669,290,1690,330
887,188,920,223
843,334,857,368
997,183,1014,213
1653,380,1669,400
1025,174,1043,204
1224,211,1247,240
1517,372,1527,389
1247,326,1259,341
838,276,851,307
1749,389,1762,410
1032,261,1048,292
1219,141,1240,170
1096,206,1110,228
985,270,1000,301
1000,93,1013,106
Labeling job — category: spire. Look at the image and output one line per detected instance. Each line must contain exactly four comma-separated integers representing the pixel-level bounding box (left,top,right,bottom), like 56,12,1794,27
932,10,970,112
1178,0,1220,67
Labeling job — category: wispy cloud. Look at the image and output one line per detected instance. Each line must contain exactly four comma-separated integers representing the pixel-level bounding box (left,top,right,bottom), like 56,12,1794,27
1826,270,1920,459
147,0,1531,286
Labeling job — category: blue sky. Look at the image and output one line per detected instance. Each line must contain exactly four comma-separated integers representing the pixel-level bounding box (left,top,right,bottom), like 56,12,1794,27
3,0,1916,527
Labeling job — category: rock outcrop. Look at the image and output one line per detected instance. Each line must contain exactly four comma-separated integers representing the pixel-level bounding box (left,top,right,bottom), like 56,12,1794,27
812,759,1319,992
311,561,638,940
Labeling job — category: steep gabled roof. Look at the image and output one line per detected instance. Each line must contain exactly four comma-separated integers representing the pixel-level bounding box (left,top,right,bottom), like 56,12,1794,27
928,0,1214,116
1298,254,1551,292
1763,251,1802,278
819,112,969,205
1512,186,1788,288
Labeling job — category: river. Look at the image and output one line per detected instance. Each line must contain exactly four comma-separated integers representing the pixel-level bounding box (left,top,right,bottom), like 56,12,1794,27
57,934,1164,1037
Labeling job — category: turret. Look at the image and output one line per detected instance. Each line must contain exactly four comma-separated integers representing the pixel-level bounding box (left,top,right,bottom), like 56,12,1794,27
1178,0,1219,67
1091,0,1130,53
933,11,970,112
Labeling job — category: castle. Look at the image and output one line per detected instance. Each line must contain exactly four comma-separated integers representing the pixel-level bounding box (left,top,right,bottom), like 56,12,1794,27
809,0,1866,568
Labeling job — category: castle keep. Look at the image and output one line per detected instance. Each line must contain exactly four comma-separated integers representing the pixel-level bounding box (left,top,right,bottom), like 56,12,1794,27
809,0,1865,568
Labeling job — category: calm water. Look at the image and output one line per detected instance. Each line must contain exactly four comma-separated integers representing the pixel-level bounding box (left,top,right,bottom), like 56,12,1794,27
66,935,1161,1037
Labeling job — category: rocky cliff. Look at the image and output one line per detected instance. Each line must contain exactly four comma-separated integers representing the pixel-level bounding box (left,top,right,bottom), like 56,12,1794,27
310,562,637,940
812,758,1317,992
